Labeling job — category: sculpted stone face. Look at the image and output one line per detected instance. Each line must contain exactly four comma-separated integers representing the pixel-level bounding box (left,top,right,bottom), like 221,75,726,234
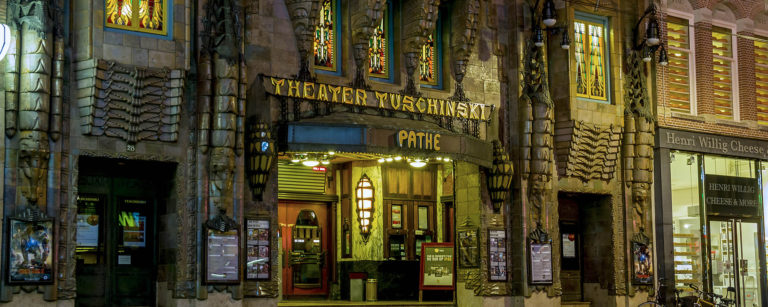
19,135,49,205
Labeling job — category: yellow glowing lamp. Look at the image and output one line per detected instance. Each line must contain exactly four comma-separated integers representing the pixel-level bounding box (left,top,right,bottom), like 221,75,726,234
356,174,374,242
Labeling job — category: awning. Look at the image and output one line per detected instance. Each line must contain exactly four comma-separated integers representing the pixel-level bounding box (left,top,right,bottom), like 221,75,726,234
279,113,494,167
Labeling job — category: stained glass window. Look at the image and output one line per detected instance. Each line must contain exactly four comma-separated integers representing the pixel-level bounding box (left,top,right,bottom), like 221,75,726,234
314,0,337,72
667,18,693,114
712,27,734,120
369,7,389,79
420,34,437,85
106,0,168,36
574,16,608,102
754,39,768,125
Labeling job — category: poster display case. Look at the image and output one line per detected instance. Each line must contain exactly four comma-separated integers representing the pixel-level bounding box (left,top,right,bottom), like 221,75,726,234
246,218,271,280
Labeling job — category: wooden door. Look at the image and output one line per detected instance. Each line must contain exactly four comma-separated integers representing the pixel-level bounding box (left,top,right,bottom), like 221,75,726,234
279,201,330,297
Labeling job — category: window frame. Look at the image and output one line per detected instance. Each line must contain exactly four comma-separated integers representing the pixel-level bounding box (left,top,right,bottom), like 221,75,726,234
665,10,698,116
752,29,768,126
313,0,342,76
420,14,443,89
368,0,395,83
710,22,740,121
104,0,172,39
573,11,611,104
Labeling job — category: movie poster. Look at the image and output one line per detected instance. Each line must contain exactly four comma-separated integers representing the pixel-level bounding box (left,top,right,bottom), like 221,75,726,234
488,229,507,281
246,219,270,280
8,219,54,284
632,241,653,284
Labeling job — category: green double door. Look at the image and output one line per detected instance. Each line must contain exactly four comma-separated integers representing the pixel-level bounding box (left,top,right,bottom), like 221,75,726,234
76,159,164,307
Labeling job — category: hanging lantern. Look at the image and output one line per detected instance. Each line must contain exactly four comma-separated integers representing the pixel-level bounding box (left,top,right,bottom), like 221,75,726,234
356,174,374,242
246,120,275,201
488,141,514,212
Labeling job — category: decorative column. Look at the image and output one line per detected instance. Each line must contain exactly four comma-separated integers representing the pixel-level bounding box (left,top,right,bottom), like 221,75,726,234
285,0,320,81
401,0,440,96
350,0,386,89
449,0,479,102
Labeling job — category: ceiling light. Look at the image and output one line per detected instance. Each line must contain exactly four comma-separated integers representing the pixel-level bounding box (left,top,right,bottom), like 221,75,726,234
386,157,393,162
394,156,402,161
409,159,427,168
302,160,320,167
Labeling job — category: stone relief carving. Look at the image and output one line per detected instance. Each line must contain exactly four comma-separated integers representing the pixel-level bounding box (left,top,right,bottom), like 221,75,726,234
199,0,246,216
76,60,184,144
519,41,560,296
449,0,480,101
285,0,320,81
556,121,622,182
350,0,386,88
622,49,655,235
5,0,63,210
401,0,440,96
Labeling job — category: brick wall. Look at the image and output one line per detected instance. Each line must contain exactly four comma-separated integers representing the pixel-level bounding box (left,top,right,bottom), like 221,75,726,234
693,21,714,116
737,31,757,121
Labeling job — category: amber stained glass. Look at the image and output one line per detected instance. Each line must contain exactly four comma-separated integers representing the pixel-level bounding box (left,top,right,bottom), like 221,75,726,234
107,0,133,26
420,34,436,85
139,0,163,30
314,0,335,71
574,22,588,96
755,40,768,125
369,10,388,78
666,19,692,113
573,20,606,101
712,27,733,120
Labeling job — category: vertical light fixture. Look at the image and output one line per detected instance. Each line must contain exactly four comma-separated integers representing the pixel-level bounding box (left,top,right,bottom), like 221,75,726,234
488,141,514,213
246,120,275,201
356,174,374,242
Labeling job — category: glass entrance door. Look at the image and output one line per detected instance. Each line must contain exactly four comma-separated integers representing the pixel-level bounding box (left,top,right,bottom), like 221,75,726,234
709,218,764,307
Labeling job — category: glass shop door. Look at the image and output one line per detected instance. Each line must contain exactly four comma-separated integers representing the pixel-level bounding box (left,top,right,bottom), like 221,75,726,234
708,218,764,307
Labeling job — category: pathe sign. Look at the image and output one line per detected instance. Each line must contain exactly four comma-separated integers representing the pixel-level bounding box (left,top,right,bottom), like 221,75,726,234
397,130,441,151
704,174,760,216
263,76,493,121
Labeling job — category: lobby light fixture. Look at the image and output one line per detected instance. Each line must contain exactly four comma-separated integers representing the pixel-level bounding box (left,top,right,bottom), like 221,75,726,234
356,175,375,242
409,159,427,168
302,160,319,167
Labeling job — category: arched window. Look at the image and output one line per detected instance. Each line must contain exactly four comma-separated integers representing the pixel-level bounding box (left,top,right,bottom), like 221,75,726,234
369,1,394,82
420,16,442,89
106,0,170,37
314,0,341,75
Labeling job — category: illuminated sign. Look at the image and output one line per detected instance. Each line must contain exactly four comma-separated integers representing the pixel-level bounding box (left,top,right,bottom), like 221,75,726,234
397,130,441,151
264,77,492,121
312,166,327,172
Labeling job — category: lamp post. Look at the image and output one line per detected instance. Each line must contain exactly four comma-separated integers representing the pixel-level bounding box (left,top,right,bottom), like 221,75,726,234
488,141,514,213
633,4,667,66
530,0,570,50
246,120,275,201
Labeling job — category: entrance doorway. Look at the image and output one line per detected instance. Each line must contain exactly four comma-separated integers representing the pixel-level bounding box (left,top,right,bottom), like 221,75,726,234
75,157,175,307
279,201,331,298
708,218,764,306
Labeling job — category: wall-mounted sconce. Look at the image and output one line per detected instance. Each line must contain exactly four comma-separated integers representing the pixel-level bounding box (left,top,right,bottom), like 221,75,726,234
246,120,275,201
488,141,514,213
633,4,667,66
529,0,570,51
356,174,374,242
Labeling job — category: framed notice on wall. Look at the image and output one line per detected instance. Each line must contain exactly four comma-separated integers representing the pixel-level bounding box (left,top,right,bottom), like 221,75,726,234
529,242,553,284
76,195,104,249
246,218,271,280
7,218,54,284
419,242,455,290
205,228,240,284
488,229,507,281
457,228,479,268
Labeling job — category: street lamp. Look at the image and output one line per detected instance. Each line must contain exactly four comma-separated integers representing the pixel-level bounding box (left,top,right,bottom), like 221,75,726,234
488,141,514,213
356,174,374,242
246,120,275,201
633,4,666,66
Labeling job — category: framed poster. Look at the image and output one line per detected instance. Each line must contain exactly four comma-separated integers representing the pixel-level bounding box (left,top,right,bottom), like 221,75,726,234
76,195,104,249
488,229,507,281
419,242,455,290
457,229,479,268
529,242,553,284
391,204,402,229
632,241,653,284
246,218,271,280
205,228,240,284
417,206,429,230
7,218,54,284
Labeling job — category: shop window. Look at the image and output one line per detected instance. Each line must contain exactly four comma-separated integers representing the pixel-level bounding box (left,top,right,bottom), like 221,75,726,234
666,17,694,114
703,156,755,178
106,0,170,37
669,152,702,297
419,17,442,89
712,26,736,120
574,13,609,102
754,38,768,125
314,0,341,75
369,1,394,82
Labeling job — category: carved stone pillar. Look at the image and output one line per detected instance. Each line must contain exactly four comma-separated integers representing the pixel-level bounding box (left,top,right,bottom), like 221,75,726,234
350,0,386,88
401,0,440,96
199,0,246,220
450,0,479,101
286,0,320,81
623,50,655,241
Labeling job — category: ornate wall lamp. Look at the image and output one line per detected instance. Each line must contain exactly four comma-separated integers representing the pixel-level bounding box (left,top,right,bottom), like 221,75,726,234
530,0,571,50
355,174,374,242
246,120,276,201
488,141,514,213
633,3,668,66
